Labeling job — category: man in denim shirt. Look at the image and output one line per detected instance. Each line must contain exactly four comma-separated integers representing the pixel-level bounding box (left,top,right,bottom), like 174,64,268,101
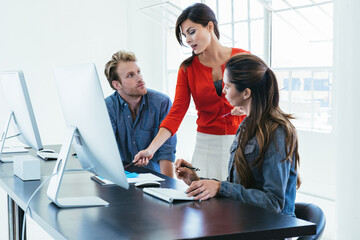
104,50,176,177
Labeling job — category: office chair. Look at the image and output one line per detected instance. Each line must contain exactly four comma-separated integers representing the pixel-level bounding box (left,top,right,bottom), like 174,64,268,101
295,203,326,240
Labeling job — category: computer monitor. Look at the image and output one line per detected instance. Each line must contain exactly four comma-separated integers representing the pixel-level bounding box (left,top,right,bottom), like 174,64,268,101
47,63,128,208
0,71,43,162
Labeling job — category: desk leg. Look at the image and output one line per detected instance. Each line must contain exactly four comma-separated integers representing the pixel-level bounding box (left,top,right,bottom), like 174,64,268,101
7,195,26,240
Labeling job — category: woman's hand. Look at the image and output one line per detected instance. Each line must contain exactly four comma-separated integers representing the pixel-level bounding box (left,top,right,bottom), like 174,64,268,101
231,106,246,116
133,149,153,167
174,159,199,185
186,180,220,201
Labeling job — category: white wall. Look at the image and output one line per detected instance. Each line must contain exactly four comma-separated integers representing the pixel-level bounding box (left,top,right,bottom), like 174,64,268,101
296,130,336,200
334,0,360,238
126,0,166,92
0,0,129,145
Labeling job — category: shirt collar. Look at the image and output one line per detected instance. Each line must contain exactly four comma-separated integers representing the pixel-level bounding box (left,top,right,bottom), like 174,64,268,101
115,91,147,110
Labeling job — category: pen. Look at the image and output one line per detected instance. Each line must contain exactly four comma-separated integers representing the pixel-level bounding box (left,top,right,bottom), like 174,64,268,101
221,112,231,118
124,161,135,169
179,164,200,171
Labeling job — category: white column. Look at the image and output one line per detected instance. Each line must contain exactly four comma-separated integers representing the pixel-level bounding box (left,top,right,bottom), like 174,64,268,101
334,0,360,238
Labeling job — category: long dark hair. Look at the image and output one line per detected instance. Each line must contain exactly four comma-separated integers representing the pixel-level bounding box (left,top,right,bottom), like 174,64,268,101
175,3,220,69
225,53,301,189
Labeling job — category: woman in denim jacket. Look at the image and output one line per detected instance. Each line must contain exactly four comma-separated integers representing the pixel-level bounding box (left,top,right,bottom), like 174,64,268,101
174,53,301,216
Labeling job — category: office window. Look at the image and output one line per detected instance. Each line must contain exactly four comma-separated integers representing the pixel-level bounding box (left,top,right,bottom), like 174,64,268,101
270,0,333,132
139,0,333,130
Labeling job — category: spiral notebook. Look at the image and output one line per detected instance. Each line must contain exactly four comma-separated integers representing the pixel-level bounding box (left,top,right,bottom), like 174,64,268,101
143,187,195,203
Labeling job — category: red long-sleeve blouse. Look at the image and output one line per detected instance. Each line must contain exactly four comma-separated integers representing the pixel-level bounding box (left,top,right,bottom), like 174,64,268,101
160,48,248,135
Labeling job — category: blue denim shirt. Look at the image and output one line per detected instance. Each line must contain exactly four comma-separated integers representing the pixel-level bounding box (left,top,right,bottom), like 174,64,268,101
218,122,297,216
105,89,177,173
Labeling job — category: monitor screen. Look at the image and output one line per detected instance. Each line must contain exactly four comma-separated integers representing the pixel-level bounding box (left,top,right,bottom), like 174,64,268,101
0,71,43,153
51,63,128,195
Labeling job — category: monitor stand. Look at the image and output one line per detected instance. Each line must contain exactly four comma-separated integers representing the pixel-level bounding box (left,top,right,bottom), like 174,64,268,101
0,111,28,163
47,126,109,208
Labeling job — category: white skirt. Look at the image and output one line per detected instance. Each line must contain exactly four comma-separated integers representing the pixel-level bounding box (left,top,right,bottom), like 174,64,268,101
191,132,236,181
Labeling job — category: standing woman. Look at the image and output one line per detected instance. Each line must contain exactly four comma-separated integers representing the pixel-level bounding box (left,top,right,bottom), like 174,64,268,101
175,53,301,216
134,3,248,180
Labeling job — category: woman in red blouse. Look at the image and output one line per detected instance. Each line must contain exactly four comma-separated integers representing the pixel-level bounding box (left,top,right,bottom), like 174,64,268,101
134,3,248,180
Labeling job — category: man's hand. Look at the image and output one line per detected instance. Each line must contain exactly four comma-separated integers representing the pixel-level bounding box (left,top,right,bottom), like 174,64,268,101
186,180,220,201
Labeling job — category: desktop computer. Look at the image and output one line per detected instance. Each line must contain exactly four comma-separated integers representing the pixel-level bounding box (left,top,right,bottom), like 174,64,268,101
48,63,128,208
0,71,43,162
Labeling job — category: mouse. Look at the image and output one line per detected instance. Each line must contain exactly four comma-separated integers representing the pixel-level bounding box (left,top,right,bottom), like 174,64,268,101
135,180,161,188
39,149,55,153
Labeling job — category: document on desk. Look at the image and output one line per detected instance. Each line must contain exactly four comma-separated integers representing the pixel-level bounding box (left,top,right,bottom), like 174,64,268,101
127,173,165,183
91,173,165,186
143,188,195,203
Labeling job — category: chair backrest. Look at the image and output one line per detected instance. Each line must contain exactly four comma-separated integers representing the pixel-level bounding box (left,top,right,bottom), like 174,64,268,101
295,202,326,240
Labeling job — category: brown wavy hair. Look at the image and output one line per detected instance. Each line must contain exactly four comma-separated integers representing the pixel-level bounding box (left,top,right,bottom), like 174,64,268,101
225,53,301,189
175,3,220,69
104,50,137,90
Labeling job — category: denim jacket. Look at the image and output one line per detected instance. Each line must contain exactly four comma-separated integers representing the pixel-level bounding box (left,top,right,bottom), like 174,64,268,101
218,123,298,216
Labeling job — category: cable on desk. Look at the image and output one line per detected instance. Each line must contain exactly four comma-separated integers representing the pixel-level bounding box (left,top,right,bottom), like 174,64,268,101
21,168,91,240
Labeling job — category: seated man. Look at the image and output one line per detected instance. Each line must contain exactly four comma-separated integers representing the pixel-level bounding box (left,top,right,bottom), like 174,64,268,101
104,50,176,177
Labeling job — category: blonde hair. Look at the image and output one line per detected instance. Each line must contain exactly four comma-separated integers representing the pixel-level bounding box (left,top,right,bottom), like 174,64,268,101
104,50,137,90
